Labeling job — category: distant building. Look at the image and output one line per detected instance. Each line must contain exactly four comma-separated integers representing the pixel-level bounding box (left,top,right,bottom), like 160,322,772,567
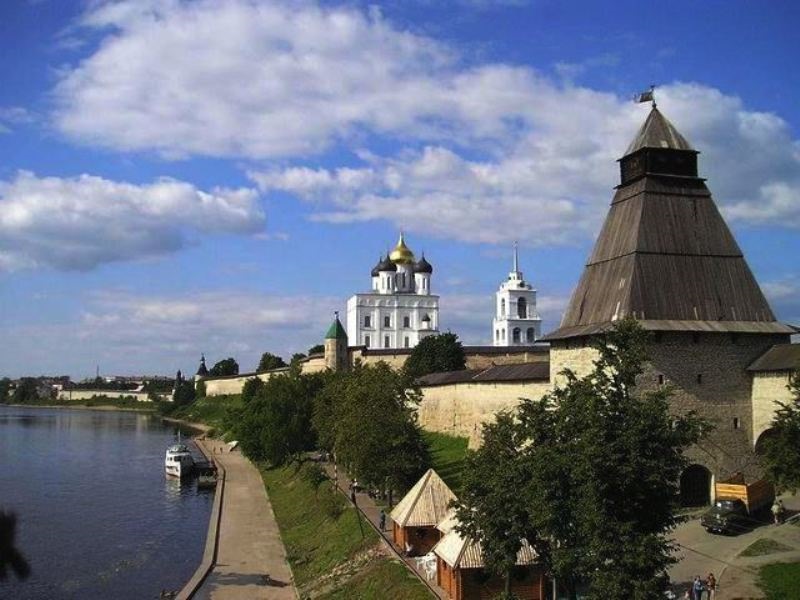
492,243,542,346
346,233,439,350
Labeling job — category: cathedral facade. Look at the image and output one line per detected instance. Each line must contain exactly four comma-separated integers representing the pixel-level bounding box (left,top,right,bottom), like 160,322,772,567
346,234,440,350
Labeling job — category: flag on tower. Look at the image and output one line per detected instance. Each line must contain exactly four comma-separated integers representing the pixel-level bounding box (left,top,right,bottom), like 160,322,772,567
635,87,655,103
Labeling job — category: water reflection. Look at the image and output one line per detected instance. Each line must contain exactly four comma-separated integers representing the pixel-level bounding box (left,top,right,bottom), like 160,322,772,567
0,406,212,600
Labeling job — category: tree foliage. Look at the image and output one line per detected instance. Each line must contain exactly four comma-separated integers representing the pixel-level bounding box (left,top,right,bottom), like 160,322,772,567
313,362,430,494
172,379,196,407
241,377,265,403
231,371,325,466
209,357,239,377
257,352,287,373
454,412,543,596
308,344,325,355
10,378,40,404
456,318,705,600
0,378,11,403
403,332,466,379
762,372,800,493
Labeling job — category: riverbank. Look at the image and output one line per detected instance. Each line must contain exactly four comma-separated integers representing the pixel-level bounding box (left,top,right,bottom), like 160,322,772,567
3,401,154,412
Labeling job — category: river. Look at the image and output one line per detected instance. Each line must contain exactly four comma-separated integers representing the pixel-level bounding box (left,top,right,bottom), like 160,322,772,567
0,406,213,599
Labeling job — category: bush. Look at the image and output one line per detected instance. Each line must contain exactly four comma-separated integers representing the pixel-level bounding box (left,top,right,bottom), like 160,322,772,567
319,484,346,519
301,463,329,490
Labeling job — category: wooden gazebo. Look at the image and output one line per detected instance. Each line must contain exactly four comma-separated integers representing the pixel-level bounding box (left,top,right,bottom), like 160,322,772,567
390,468,456,556
433,518,546,600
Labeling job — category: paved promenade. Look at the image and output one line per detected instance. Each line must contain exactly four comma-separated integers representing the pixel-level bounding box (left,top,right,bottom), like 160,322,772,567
194,439,297,600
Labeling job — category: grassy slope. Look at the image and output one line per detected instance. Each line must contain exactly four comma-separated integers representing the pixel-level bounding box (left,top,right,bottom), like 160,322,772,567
317,559,432,600
163,394,241,434
262,465,432,598
758,562,800,599
423,431,469,493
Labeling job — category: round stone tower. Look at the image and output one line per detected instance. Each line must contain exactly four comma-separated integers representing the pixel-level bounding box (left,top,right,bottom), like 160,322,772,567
324,312,349,371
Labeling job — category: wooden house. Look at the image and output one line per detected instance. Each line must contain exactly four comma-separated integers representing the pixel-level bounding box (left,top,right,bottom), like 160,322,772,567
433,522,546,600
390,468,456,556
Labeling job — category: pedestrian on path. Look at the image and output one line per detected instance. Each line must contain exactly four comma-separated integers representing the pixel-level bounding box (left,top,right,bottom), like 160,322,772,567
706,572,716,599
772,499,784,525
379,509,386,531
692,575,704,600
350,488,357,505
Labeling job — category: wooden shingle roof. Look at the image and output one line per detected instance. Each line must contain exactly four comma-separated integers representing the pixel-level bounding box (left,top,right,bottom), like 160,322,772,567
545,109,788,341
433,522,538,570
390,469,456,528
747,344,800,372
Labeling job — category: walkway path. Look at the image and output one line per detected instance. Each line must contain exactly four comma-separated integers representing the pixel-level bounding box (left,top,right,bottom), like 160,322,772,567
193,439,297,600
670,494,800,599
323,462,446,599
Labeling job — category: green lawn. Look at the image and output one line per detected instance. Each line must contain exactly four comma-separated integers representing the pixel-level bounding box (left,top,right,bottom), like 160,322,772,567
317,558,433,600
261,464,377,587
423,431,469,493
758,562,800,599
739,538,794,557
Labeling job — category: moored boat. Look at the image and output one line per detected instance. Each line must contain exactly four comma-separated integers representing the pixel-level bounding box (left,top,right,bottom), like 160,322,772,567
165,443,194,478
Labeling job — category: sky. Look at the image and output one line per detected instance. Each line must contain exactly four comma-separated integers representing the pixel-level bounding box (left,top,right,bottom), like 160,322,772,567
1,0,798,379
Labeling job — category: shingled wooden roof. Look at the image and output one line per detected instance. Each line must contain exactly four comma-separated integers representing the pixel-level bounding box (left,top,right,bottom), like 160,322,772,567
390,469,456,528
747,344,800,372
545,108,789,340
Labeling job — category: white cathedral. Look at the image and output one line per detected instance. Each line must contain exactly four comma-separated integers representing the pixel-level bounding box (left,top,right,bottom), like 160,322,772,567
346,234,440,349
492,243,542,346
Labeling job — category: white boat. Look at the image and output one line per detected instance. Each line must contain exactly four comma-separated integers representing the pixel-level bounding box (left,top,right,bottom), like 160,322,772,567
165,443,194,478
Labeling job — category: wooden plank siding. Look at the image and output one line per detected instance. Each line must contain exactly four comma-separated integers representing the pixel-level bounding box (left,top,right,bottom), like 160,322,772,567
549,155,780,339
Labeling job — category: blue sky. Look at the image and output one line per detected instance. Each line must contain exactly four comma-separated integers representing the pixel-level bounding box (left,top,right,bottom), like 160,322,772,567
1,0,798,378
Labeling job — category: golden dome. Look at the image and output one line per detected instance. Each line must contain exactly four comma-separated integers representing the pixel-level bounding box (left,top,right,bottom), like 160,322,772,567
389,232,415,265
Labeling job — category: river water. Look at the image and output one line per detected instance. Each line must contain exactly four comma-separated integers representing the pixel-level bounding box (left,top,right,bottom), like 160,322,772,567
0,406,213,599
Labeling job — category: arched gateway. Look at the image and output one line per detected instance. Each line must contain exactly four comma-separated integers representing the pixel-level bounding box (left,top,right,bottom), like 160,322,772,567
680,464,712,507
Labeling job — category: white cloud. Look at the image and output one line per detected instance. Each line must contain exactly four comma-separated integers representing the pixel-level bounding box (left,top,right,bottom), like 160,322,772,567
0,171,264,271
252,82,800,243
53,1,800,244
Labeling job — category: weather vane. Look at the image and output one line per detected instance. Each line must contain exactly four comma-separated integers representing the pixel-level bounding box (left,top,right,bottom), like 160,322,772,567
634,84,657,108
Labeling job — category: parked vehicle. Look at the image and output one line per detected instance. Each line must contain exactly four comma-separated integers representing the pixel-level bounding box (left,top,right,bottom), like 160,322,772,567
701,474,774,534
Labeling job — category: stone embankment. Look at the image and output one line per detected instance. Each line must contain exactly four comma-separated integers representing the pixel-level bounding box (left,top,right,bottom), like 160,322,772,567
181,438,297,600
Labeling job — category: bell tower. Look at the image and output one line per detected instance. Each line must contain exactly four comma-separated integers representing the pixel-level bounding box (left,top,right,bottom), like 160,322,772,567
492,242,541,346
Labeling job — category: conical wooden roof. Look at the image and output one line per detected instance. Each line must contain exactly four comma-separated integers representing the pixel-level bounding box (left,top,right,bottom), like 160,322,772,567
545,108,792,340
390,468,456,528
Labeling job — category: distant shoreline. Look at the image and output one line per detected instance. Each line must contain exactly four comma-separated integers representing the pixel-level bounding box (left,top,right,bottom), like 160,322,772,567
2,402,155,413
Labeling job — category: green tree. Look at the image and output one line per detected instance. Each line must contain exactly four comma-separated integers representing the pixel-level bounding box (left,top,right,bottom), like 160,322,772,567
454,412,544,598
11,378,40,404
308,344,324,355
172,379,196,407
516,318,705,599
0,378,11,403
316,363,430,495
257,352,287,373
241,377,265,403
762,372,800,493
209,357,239,377
403,332,466,379
194,379,206,399
231,371,324,465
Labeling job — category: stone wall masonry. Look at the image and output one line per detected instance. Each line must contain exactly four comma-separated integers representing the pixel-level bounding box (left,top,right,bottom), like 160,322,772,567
751,371,794,447
418,380,551,447
547,333,788,481
57,389,158,402
641,333,787,480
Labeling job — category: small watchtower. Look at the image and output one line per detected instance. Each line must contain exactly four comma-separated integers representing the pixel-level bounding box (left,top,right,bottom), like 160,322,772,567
324,312,349,371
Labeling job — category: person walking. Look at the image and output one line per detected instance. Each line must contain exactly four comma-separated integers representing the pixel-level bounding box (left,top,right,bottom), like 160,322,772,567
692,575,704,600
379,509,386,531
772,499,782,525
707,573,717,599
